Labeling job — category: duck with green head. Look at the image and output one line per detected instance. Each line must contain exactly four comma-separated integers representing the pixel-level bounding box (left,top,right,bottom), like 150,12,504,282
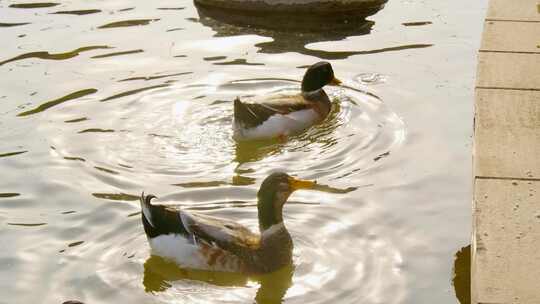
140,172,316,273
233,61,342,141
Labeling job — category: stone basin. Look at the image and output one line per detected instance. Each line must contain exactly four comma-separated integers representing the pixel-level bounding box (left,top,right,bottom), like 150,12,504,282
194,0,387,31
194,0,387,16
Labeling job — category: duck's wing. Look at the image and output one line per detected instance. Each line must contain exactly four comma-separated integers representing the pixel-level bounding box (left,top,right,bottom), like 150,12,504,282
180,211,261,252
234,94,311,129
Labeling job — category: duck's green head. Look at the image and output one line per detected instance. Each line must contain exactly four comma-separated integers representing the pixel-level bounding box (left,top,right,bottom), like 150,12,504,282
301,61,342,92
257,172,316,231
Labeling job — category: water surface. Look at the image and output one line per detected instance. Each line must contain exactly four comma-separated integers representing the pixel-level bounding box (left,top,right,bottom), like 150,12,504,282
0,0,487,303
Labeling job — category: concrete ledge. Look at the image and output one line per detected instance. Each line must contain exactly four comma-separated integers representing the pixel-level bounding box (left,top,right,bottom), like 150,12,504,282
474,89,540,179
481,21,540,53
486,0,540,21
473,1,540,303
477,52,540,90
473,179,540,304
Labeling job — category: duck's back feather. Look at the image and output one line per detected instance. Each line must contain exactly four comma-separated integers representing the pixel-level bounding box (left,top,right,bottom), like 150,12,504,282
234,93,311,129
180,212,260,250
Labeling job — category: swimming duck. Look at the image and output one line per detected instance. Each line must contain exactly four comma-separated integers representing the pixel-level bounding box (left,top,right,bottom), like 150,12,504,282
140,172,316,273
233,61,342,141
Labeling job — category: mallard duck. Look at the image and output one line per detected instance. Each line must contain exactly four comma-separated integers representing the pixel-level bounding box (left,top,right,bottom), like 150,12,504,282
140,172,316,273
233,61,341,141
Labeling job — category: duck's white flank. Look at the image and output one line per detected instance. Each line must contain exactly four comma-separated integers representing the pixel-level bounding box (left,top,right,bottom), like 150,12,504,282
149,234,205,268
234,109,319,140
148,234,243,272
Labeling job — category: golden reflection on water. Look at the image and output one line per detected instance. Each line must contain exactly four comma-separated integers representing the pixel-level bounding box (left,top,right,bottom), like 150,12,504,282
143,255,294,304
1,73,404,302
84,78,402,182
0,0,487,301
234,138,283,164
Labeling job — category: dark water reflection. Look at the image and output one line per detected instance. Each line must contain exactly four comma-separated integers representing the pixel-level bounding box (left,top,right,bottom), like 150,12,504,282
0,151,27,158
195,8,377,60
0,193,21,198
97,19,160,29
453,245,471,304
51,9,101,15
8,2,59,9
91,49,144,59
0,22,30,27
194,6,432,60
0,46,110,66
17,88,97,117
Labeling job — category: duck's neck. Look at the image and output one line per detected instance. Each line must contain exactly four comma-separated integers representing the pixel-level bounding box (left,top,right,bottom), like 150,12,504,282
302,88,328,100
251,197,293,272
258,196,283,232
302,89,332,116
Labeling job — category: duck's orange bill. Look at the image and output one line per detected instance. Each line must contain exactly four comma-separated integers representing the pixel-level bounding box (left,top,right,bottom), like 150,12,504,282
289,177,317,190
330,77,342,86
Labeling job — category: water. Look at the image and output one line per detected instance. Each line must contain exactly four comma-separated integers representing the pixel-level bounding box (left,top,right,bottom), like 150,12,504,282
0,0,486,303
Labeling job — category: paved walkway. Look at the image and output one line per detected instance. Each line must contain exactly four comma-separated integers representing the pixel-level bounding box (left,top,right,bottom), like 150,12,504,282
472,0,540,303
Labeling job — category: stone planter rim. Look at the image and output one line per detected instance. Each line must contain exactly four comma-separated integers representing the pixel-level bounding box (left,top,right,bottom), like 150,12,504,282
194,0,388,15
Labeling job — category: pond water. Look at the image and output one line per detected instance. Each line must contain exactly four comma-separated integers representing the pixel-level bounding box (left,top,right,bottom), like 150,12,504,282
0,0,486,303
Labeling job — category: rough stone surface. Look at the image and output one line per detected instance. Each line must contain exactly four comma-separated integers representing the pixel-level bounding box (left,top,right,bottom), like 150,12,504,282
473,179,540,304
475,89,540,179
486,0,540,21
473,1,540,304
477,52,540,90
481,21,540,53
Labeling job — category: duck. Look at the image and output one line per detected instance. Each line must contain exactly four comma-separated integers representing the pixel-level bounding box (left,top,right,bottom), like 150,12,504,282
233,61,342,141
140,172,316,273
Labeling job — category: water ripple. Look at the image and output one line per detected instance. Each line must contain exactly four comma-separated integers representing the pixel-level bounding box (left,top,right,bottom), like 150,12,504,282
0,46,111,66
9,3,59,9
0,22,30,27
43,79,404,185
17,88,97,117
51,9,101,15
98,19,160,29
0,151,27,158
91,49,144,59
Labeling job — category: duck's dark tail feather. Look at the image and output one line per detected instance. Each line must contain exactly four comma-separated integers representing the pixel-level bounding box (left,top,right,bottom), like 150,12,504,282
234,97,282,129
233,97,245,123
233,97,259,129
140,192,189,239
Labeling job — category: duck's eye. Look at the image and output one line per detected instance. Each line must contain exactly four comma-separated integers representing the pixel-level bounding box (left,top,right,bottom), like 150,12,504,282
278,182,289,191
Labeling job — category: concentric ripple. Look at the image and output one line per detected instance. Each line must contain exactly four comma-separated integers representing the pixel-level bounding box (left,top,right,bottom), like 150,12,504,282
38,78,406,303
46,78,404,188
48,200,406,304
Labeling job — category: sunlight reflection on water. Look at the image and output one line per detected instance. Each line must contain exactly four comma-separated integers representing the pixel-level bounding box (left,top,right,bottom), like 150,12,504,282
0,0,487,302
